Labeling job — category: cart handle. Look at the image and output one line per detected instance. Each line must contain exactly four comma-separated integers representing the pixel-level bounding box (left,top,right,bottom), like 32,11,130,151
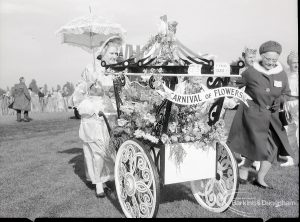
107,72,242,77
98,111,112,135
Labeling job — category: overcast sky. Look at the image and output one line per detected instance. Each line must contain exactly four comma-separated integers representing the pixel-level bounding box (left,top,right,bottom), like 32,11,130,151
0,0,298,90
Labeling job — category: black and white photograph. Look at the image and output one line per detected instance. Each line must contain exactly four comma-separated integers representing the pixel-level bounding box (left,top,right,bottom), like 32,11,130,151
0,0,298,219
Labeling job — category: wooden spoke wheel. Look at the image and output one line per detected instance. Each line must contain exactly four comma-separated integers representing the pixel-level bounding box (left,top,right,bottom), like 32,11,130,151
114,139,160,218
190,141,239,213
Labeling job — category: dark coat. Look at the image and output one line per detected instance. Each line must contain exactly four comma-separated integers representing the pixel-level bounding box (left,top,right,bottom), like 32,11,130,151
227,62,293,161
11,82,31,111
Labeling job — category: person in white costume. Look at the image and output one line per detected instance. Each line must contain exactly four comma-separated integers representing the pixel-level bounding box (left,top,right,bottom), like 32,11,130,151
77,82,115,198
281,51,298,167
76,36,124,197
71,35,123,112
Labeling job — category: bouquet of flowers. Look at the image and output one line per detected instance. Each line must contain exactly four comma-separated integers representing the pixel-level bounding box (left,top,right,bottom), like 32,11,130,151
161,103,226,144
160,102,226,166
109,80,165,149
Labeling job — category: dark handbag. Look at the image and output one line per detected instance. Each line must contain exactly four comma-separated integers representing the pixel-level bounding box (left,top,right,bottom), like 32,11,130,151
98,111,111,135
279,102,288,126
279,110,289,126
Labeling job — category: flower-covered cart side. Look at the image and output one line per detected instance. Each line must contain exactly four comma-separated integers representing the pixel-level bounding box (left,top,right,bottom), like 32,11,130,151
110,74,228,166
103,16,248,218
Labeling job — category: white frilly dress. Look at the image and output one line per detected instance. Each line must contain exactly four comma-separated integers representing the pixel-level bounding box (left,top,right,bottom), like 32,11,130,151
286,71,299,147
77,96,115,184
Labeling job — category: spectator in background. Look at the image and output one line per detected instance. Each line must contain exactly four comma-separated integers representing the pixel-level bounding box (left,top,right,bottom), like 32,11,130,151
0,94,5,116
10,77,31,122
38,87,45,112
29,88,40,112
5,90,15,116
281,51,298,166
62,86,70,112
56,89,65,112
1,91,10,115
50,87,57,112
229,46,258,87
239,47,257,74
44,91,53,112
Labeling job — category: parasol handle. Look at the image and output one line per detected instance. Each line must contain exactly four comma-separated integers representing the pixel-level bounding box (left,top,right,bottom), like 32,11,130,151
92,48,96,72
89,5,96,72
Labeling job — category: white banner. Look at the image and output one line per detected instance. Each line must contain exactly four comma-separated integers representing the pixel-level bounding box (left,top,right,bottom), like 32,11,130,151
158,84,252,107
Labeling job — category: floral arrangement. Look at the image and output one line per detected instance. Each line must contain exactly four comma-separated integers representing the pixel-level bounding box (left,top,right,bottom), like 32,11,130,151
142,15,182,66
109,78,165,148
110,73,226,164
117,101,159,144
160,102,226,166
161,104,226,145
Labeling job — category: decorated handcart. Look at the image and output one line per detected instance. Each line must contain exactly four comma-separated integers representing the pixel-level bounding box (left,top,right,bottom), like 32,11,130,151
102,16,251,218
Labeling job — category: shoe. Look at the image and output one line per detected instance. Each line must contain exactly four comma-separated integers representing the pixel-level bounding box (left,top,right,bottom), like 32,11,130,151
238,178,249,185
23,118,30,122
96,183,105,198
238,157,245,167
104,186,112,195
252,180,273,189
96,192,105,198
280,157,294,167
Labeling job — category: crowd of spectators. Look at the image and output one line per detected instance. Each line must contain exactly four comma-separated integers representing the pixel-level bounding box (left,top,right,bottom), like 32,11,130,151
0,85,73,116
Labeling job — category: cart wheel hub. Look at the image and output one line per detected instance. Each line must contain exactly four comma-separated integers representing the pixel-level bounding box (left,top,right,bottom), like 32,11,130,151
124,173,136,196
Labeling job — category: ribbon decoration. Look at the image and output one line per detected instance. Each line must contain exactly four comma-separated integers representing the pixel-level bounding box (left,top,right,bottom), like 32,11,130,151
157,84,252,107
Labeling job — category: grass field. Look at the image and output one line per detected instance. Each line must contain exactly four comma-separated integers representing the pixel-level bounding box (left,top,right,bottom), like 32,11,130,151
0,111,298,220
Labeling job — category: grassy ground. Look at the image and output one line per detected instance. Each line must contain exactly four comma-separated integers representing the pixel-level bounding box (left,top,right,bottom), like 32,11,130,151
0,111,298,220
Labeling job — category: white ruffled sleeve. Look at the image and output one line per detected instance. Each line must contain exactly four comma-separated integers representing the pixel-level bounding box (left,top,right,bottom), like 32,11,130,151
77,99,97,116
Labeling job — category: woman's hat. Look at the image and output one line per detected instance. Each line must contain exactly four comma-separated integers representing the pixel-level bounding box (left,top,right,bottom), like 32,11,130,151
259,41,282,55
287,51,298,64
96,35,123,60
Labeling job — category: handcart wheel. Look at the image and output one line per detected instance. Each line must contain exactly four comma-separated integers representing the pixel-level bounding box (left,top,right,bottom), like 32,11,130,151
190,141,238,213
114,139,160,218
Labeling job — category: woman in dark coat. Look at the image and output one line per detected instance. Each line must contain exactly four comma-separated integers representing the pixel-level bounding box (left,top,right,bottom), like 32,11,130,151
11,77,31,122
227,41,293,189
